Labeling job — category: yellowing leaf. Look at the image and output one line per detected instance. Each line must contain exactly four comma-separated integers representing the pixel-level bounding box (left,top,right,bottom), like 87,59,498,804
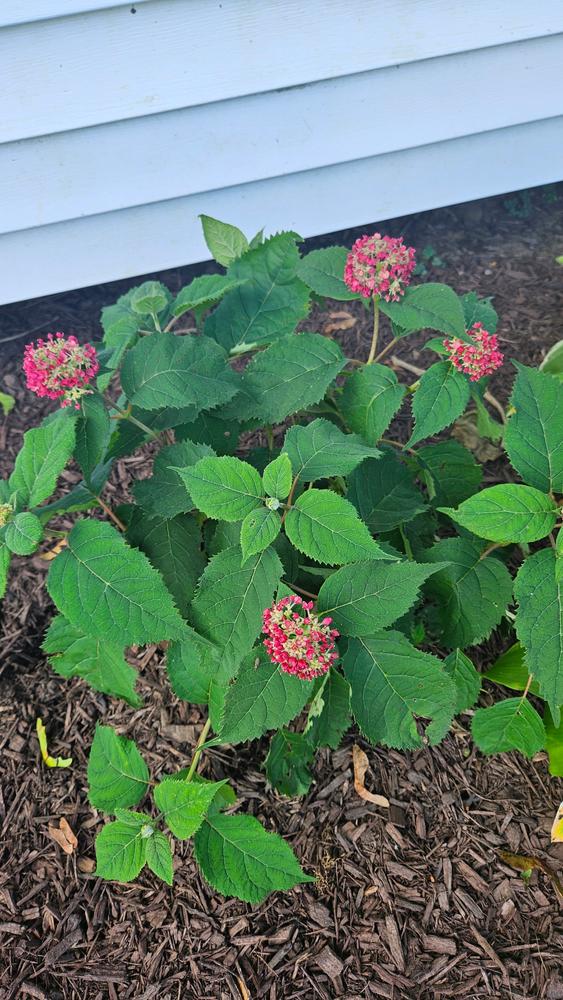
36,718,72,768
551,802,563,843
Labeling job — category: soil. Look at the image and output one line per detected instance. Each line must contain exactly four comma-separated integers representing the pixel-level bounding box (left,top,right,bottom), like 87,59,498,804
1,187,563,1000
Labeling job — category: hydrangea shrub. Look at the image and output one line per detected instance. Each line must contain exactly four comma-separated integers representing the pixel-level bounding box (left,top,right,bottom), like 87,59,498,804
1,216,562,901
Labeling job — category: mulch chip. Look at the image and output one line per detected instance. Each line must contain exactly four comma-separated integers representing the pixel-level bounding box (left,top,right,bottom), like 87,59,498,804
1,188,563,997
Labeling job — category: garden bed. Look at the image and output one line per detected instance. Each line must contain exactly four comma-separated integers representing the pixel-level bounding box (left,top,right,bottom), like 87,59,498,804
1,187,562,1000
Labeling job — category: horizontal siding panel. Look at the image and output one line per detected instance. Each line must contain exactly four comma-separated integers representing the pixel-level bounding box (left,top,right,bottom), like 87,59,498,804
1,116,562,305
3,34,563,234
3,0,563,143
0,1,151,29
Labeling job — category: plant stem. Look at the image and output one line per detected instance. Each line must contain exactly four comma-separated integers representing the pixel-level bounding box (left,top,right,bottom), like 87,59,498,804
186,718,212,781
479,542,506,560
265,425,274,451
366,296,380,365
283,581,318,600
373,337,399,364
483,390,506,423
95,495,126,532
398,524,414,560
281,475,299,525
380,437,418,456
112,403,160,440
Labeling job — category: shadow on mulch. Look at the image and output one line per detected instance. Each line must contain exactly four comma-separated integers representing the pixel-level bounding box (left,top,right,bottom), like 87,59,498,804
1,187,563,999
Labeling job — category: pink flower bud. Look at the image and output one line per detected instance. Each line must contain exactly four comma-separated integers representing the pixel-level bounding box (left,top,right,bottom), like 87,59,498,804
23,332,99,409
344,234,416,301
443,322,504,382
262,595,339,681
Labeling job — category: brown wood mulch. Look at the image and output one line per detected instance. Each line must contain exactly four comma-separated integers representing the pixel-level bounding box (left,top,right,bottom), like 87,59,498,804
1,187,563,999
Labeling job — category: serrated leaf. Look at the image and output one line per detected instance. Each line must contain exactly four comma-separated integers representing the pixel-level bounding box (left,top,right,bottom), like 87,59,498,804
284,418,379,482
461,291,498,332
223,332,344,424
107,403,198,460
130,280,170,316
200,214,249,267
472,699,545,757
262,453,292,499
47,519,186,645
172,274,248,317
265,729,314,797
348,451,427,533
407,361,470,447
88,725,149,812
416,440,482,507
317,559,442,636
0,545,10,600
9,412,76,508
145,830,174,885
121,332,237,413
339,364,406,444
194,812,314,903
177,456,263,522
219,647,313,744
4,511,42,555
380,283,466,339
504,364,563,493
307,670,351,749
544,709,563,777
74,394,111,489
100,294,140,368
240,508,282,562
285,488,393,566
483,642,541,694
175,410,240,455
440,484,558,542
424,537,513,647
443,649,481,713
133,440,214,519
43,614,141,707
540,339,563,381
191,545,282,666
124,507,205,618
296,246,360,301
166,629,235,704
205,233,309,351
154,778,226,839
95,820,146,882
514,548,563,724
343,631,456,748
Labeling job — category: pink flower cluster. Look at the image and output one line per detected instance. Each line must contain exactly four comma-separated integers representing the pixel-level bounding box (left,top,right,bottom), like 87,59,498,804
344,233,416,301
23,333,99,408
262,595,339,681
444,322,504,382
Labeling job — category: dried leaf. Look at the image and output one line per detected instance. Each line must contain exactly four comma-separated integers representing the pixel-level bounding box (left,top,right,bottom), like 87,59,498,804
77,857,96,873
352,745,390,807
40,538,68,561
499,849,563,897
551,801,563,843
48,818,78,855
323,310,357,335
36,718,72,768
452,413,503,461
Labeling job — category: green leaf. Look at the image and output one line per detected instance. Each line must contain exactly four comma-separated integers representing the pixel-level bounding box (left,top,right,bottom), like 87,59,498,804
262,453,293,499
9,413,76,508
296,246,359,300
0,545,10,600
472,699,545,757
284,418,379,482
145,830,174,885
407,361,470,447
339,364,405,444
265,730,314,796
194,812,314,903
191,545,282,666
172,274,248,318
484,643,540,694
440,484,558,542
348,451,427,533
285,488,393,566
133,440,214,519
317,559,443,636
121,333,237,413
47,519,186,645
443,649,481,713
130,280,170,317
504,364,563,493
544,709,563,777
167,629,235,704
219,647,313,744
204,233,309,351
240,508,282,563
0,389,15,415
43,615,141,707
124,508,205,618
307,670,351,749
100,294,141,369
95,820,147,882
88,724,149,812
4,512,42,555
424,537,513,647
75,394,111,488
199,214,249,267
177,456,263,522
416,441,482,507
461,291,498,332
343,631,456,748
514,548,563,724
379,283,466,339
175,410,240,455
154,778,226,839
540,339,563,382
223,332,344,424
